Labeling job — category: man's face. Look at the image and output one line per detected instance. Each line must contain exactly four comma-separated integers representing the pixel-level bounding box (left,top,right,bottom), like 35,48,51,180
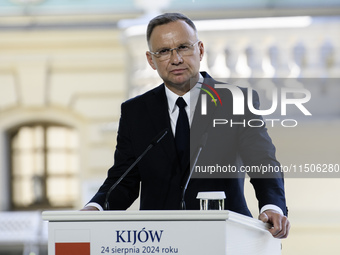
146,20,204,95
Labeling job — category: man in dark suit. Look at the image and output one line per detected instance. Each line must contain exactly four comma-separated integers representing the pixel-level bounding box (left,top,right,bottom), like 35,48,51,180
82,13,290,239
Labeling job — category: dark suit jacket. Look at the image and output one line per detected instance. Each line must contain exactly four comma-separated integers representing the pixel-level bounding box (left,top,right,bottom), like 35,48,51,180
89,72,287,217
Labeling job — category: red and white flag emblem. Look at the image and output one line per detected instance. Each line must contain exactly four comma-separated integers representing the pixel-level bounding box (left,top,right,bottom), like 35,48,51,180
55,229,91,255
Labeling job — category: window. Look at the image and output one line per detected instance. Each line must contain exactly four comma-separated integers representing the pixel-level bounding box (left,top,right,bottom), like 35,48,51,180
10,124,79,210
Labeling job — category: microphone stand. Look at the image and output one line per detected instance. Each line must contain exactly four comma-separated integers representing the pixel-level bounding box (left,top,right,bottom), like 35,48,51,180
181,133,208,210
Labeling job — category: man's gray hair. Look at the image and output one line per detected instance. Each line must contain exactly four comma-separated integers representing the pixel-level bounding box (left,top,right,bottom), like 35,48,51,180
146,13,197,44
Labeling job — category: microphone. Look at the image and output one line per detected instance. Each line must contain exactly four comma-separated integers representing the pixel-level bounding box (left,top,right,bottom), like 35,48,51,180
181,133,208,210
104,128,169,210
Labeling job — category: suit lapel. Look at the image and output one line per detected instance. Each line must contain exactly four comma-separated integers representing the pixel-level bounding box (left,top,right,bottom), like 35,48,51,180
190,72,220,161
144,84,178,168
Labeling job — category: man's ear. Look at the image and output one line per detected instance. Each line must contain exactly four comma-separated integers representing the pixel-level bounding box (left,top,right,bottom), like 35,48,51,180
198,41,205,61
146,51,157,70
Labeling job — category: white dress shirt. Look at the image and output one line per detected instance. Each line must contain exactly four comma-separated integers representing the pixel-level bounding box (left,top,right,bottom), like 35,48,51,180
164,75,203,136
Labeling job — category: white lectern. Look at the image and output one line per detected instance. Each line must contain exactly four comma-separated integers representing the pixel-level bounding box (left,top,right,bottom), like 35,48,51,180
42,210,280,255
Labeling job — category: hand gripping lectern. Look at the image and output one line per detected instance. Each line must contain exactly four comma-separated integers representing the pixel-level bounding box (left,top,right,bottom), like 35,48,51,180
42,210,281,255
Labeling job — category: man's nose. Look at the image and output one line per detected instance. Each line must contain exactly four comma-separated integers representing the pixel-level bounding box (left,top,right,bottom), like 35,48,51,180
170,48,183,64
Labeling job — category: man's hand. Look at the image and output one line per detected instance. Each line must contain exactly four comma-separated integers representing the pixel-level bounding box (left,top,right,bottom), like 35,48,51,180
259,210,290,239
80,206,100,211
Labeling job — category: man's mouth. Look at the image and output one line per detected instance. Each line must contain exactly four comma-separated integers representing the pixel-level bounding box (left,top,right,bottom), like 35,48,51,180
170,68,186,74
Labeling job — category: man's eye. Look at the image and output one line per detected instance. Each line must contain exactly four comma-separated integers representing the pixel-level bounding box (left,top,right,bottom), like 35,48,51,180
178,45,189,51
159,49,170,55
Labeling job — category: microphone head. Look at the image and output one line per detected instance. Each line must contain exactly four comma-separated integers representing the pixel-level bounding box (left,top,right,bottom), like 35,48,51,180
151,128,169,145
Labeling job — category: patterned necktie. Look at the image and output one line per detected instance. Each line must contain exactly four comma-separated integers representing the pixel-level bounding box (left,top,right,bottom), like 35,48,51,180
175,97,190,170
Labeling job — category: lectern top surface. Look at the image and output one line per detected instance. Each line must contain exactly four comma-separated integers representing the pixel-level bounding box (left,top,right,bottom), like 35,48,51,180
42,210,270,232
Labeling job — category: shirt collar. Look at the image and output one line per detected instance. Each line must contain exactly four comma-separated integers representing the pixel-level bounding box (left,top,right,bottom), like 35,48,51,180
165,73,204,113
